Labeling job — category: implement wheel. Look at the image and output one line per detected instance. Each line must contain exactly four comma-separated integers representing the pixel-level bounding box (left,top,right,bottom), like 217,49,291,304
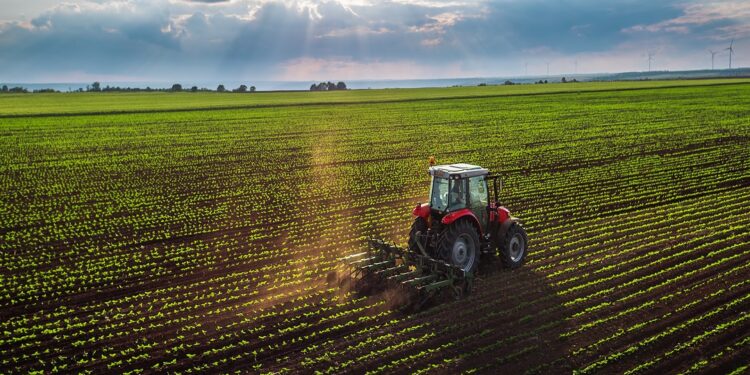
499,224,528,269
438,220,480,274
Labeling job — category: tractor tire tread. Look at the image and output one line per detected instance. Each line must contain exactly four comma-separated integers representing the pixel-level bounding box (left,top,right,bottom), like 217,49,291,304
437,219,480,274
499,223,528,269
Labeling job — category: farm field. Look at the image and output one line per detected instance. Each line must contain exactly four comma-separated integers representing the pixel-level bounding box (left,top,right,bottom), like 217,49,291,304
1,79,749,374
1,78,748,116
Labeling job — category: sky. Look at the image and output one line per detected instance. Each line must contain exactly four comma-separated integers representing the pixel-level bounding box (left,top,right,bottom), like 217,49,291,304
0,0,747,83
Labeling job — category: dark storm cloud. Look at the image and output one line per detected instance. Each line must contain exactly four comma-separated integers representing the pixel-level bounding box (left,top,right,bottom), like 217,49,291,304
0,0,747,81
446,0,683,53
0,3,181,79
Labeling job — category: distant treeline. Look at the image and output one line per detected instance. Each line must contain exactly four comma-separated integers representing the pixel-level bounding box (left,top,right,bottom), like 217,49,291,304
0,82,262,94
476,77,579,86
1,85,33,93
83,82,259,93
310,81,347,91
1,81,351,94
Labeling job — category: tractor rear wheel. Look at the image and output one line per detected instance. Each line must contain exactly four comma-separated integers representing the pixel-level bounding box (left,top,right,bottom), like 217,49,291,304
438,220,480,274
408,217,429,255
499,224,528,268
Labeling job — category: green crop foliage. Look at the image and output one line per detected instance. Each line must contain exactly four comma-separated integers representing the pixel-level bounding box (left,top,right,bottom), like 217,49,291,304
1,79,748,374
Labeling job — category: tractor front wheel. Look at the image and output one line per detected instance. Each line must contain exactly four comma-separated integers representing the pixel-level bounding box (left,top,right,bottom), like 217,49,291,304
438,220,480,274
499,224,528,268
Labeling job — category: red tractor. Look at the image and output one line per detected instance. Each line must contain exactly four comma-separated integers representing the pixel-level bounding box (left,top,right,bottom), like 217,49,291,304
342,162,527,307
408,163,528,273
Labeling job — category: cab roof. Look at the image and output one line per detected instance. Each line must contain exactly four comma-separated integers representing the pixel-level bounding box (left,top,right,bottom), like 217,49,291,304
429,163,489,179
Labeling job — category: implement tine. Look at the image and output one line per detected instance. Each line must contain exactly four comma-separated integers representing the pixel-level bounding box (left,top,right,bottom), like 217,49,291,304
359,260,395,271
388,270,420,282
349,257,379,266
339,251,370,261
341,238,474,310
419,279,453,292
402,274,437,287
376,265,408,277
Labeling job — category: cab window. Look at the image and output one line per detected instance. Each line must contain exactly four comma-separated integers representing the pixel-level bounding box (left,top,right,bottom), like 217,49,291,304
469,176,488,208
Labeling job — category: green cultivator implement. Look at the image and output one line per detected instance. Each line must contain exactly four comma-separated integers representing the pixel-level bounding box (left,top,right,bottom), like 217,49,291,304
340,162,528,311
341,238,474,311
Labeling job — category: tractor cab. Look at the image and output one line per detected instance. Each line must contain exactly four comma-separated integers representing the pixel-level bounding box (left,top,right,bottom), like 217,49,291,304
428,163,492,230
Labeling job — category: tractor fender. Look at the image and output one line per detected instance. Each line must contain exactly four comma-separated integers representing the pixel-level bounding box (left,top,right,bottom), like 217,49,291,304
441,208,483,236
496,206,510,223
412,203,430,219
497,217,521,242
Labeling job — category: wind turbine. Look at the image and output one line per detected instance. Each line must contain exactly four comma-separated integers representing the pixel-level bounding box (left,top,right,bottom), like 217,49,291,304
524,62,528,76
709,50,718,70
546,62,550,76
574,60,578,75
726,39,735,69
647,52,655,72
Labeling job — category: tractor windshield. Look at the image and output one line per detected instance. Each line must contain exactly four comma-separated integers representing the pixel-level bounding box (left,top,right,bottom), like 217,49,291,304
430,177,467,212
430,177,449,211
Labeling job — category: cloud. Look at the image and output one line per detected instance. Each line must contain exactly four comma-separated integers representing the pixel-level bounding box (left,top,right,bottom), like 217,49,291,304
278,56,471,80
624,1,750,40
0,1,185,80
0,0,748,83
318,25,392,38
